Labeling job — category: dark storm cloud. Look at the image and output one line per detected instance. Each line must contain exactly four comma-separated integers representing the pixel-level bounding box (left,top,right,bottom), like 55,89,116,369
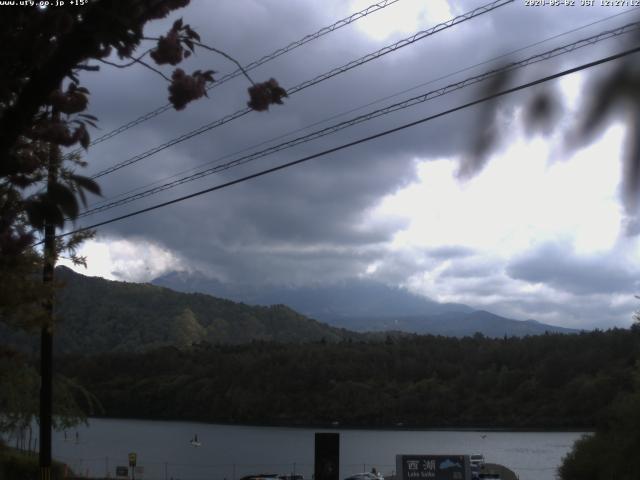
65,0,640,322
506,242,640,295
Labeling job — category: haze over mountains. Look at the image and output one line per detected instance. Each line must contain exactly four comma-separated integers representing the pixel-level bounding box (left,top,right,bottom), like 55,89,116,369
0,268,578,355
0,267,362,354
152,270,578,337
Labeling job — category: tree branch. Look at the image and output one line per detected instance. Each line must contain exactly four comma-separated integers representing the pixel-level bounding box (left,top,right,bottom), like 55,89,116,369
190,40,256,86
95,48,153,69
75,65,101,72
0,1,191,172
98,53,171,82
143,35,256,85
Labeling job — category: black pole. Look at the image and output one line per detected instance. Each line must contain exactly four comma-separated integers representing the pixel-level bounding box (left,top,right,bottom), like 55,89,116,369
39,181,55,479
39,106,59,480
314,433,339,480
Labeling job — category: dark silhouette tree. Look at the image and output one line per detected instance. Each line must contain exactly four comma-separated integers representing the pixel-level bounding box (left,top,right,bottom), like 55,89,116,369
0,2,286,477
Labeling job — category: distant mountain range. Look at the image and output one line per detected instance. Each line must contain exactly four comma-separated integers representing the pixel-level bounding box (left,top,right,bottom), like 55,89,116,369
152,270,473,319
333,310,579,337
1,268,578,355
152,270,578,337
0,267,363,354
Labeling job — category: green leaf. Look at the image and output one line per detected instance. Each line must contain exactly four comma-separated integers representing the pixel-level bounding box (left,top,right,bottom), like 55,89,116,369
70,174,101,196
79,127,90,149
24,199,45,230
186,26,200,42
26,195,65,228
48,182,79,219
75,184,87,207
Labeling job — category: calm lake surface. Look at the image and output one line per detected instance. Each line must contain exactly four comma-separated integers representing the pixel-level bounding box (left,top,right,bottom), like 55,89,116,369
51,418,586,480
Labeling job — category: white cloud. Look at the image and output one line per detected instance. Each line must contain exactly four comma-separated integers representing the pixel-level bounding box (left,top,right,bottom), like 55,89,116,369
366,112,637,327
53,0,640,329
376,118,626,256
350,0,452,41
58,237,186,282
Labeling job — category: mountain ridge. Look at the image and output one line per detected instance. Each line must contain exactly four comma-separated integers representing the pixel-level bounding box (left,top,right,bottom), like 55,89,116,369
0,266,364,354
334,310,578,336
152,270,578,336
0,267,578,356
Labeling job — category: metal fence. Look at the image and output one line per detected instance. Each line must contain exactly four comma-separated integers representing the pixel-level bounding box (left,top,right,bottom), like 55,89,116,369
52,457,396,480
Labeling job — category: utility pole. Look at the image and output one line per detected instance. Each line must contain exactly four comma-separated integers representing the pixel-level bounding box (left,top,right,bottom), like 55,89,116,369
39,105,59,480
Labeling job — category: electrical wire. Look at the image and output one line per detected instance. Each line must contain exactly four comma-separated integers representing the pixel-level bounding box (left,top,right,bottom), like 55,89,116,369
75,20,640,219
62,0,406,158
49,44,640,243
86,8,638,211
87,0,514,180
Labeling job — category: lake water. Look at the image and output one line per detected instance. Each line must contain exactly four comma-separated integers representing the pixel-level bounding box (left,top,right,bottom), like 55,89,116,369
51,418,586,480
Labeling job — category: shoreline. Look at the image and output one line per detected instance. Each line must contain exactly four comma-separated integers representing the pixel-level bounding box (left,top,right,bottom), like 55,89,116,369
81,415,592,433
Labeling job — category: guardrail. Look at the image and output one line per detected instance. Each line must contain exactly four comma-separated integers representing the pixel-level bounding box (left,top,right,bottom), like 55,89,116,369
55,458,396,480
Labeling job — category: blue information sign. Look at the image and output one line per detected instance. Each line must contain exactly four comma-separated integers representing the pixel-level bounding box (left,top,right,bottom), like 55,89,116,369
396,455,469,480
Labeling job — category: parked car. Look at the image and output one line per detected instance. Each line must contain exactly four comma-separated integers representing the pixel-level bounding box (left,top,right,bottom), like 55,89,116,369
240,474,303,480
240,474,279,480
470,454,485,468
344,472,384,480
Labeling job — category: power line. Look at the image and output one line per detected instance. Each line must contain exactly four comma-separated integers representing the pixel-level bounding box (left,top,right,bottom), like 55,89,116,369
86,8,638,211
52,44,640,242
88,0,514,180
63,0,405,158
75,20,640,219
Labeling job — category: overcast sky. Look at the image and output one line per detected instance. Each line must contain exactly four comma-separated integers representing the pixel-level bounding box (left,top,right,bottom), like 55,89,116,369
59,0,640,330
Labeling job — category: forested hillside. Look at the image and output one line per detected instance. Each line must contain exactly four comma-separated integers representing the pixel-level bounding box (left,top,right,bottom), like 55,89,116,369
0,267,363,353
58,328,640,429
0,267,579,355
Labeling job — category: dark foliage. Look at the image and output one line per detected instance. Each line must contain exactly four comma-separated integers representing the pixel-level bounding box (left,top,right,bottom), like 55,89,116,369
559,388,640,480
0,1,285,265
0,444,67,480
56,328,640,429
248,78,288,111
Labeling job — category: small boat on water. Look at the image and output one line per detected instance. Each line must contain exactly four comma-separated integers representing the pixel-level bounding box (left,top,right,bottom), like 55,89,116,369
190,434,201,447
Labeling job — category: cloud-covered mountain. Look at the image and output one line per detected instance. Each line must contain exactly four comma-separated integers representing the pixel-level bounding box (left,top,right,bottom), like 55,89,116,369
152,270,472,317
2,269,579,357
152,271,578,336
63,1,640,331
0,267,364,355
